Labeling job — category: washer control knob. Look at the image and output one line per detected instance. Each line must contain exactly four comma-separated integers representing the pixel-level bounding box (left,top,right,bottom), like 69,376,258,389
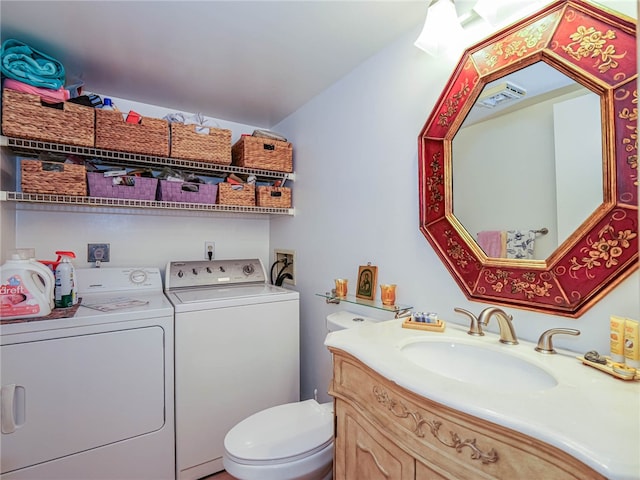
243,264,255,276
192,268,198,275
178,270,184,278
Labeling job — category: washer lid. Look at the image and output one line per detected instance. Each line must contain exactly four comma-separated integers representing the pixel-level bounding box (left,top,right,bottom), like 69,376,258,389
224,399,333,463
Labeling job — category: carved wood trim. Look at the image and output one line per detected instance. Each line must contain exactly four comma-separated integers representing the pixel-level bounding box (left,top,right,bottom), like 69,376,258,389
372,385,499,465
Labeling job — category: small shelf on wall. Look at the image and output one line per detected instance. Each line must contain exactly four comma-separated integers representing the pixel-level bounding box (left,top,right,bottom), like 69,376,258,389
315,292,412,318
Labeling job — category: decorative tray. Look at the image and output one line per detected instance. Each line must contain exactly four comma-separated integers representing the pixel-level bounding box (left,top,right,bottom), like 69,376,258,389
402,318,446,332
577,355,640,381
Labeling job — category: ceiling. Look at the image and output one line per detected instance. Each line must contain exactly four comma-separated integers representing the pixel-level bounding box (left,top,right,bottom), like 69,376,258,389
0,0,465,128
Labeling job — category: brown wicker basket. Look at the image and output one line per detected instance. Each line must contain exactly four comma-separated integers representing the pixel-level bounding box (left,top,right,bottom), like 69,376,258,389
2,89,95,147
217,183,256,206
21,159,87,196
95,109,169,157
170,123,232,164
231,136,292,172
256,186,291,208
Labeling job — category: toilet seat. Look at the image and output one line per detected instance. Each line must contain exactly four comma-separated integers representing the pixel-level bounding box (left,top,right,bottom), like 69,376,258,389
224,399,333,465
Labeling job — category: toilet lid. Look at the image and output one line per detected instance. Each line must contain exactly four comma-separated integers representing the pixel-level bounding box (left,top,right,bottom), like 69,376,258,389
224,399,333,464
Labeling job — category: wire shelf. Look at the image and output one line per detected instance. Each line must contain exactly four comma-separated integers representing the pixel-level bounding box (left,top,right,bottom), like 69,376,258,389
3,191,294,215
4,137,294,182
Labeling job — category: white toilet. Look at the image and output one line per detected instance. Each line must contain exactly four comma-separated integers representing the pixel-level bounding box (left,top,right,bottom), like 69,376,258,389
222,311,380,480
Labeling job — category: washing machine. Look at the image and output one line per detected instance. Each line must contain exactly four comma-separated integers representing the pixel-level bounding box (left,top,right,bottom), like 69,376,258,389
165,258,300,480
0,267,175,480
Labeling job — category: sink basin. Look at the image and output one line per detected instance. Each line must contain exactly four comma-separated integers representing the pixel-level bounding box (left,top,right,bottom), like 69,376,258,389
399,340,558,392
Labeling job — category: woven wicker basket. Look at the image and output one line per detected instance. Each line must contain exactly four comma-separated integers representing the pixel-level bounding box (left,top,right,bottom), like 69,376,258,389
217,183,256,206
95,109,169,157
2,89,95,147
21,159,87,196
170,124,232,164
232,136,293,172
87,172,158,200
158,180,218,204
256,186,291,208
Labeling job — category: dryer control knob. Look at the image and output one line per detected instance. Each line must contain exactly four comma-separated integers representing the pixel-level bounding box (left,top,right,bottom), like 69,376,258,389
129,269,148,284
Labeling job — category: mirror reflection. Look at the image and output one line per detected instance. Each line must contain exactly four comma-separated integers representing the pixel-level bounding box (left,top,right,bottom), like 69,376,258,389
452,62,603,260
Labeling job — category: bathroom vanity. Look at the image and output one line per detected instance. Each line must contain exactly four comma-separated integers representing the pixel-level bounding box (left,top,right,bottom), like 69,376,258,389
326,320,639,480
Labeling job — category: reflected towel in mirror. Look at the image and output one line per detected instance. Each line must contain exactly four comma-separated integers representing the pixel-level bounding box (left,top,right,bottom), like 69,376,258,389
505,230,536,259
477,230,505,258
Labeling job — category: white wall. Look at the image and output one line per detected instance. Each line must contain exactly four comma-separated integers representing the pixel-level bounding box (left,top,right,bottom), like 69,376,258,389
272,2,639,402
1,0,637,408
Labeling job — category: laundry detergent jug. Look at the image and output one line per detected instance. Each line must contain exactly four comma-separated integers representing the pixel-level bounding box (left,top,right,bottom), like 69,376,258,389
14,248,56,310
1,254,53,320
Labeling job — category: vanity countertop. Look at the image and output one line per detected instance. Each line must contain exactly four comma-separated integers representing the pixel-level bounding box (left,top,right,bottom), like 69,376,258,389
325,319,640,480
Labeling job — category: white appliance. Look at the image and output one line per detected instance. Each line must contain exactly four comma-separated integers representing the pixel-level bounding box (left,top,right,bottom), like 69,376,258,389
0,267,175,480
165,258,300,480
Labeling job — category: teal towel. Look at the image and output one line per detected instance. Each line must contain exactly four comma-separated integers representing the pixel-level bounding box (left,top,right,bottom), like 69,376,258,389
1,39,65,90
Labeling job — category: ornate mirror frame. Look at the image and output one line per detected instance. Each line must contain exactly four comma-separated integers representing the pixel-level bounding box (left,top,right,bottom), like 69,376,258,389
418,0,637,317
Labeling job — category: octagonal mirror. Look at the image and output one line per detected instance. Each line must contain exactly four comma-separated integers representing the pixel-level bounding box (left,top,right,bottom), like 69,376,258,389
418,0,637,317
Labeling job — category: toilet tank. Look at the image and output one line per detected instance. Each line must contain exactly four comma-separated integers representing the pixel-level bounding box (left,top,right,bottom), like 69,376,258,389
326,311,381,331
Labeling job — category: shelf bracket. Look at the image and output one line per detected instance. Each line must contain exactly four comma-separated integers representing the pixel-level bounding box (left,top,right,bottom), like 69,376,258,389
325,290,341,304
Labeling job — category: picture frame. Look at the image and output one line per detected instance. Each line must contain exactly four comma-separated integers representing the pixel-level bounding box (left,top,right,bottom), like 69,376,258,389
356,264,378,301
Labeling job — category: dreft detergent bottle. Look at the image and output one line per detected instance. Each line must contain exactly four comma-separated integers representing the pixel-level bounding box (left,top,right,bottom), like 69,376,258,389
1,253,53,320
54,251,77,308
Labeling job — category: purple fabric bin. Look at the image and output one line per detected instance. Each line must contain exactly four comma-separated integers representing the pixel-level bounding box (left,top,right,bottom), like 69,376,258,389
87,172,158,200
157,180,218,204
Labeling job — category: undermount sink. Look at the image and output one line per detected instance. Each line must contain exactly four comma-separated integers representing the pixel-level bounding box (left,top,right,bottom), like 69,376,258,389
399,340,558,392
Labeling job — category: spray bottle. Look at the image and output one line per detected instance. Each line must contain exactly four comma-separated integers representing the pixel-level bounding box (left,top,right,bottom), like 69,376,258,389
54,251,77,308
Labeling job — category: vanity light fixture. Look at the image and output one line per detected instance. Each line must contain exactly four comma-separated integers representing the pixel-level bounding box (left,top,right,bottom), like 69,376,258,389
414,0,466,56
473,0,550,27
476,82,527,109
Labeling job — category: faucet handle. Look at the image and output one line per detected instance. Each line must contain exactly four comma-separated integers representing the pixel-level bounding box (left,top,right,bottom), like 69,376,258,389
535,328,580,354
454,308,483,336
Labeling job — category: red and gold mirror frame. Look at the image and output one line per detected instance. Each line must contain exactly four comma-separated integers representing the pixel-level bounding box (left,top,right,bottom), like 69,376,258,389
418,0,637,317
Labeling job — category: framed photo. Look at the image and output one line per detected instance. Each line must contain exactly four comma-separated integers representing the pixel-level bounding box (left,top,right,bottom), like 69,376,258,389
356,264,378,301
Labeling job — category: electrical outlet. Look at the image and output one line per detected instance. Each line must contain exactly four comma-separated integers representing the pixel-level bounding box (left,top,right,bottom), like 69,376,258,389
274,249,295,285
205,241,215,260
88,243,110,263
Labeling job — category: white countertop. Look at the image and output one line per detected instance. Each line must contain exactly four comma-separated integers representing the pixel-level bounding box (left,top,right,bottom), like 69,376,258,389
325,319,640,480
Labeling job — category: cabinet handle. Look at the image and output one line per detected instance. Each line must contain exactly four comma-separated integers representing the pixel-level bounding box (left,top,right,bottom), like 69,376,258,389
1,384,17,433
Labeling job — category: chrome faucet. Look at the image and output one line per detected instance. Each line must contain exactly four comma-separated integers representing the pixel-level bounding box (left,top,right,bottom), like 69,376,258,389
478,307,518,345
454,308,484,336
535,328,580,354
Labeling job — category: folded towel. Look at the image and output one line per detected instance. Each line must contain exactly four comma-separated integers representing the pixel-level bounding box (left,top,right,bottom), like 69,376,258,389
477,230,504,258
505,230,536,259
1,39,65,90
3,78,69,103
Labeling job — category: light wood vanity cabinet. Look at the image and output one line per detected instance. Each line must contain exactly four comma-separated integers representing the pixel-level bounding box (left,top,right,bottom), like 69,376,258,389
329,349,605,480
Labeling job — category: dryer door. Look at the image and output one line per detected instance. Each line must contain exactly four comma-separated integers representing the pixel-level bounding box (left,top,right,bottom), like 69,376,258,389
1,326,166,474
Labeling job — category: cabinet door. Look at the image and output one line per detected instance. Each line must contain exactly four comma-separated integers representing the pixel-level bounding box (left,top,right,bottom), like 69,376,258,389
335,399,414,480
416,459,453,480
